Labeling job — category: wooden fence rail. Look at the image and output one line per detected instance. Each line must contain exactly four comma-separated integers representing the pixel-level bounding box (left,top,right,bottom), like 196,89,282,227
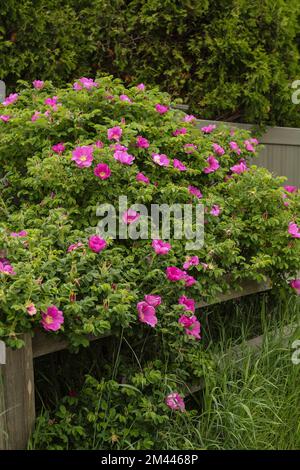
0,279,274,450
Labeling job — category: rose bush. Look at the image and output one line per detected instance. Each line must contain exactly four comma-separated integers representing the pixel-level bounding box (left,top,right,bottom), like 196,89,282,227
0,76,299,409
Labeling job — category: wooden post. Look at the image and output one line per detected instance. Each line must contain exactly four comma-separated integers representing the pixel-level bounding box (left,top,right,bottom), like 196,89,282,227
0,334,35,450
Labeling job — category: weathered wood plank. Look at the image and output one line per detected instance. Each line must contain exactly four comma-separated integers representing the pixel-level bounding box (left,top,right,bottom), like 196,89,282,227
196,279,271,309
0,333,35,449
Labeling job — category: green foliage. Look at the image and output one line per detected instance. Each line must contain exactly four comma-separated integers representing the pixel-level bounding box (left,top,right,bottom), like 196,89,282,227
1,0,300,126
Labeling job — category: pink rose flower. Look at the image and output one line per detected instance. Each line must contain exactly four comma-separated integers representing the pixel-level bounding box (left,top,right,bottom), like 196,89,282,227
114,150,135,165
155,104,169,114
144,295,162,307
31,111,41,122
172,127,187,136
52,143,65,154
0,115,10,122
212,143,225,156
107,126,122,141
229,141,241,155
188,185,203,199
201,124,216,134
165,393,185,411
231,159,248,174
183,256,199,270
179,314,201,339
136,83,145,91
173,159,187,171
94,163,111,180
203,155,220,174
44,96,59,110
33,80,45,90
210,205,221,216
152,153,169,166
166,266,186,282
184,143,197,154
95,140,104,148
184,274,197,287
152,239,171,255
290,279,300,295
0,259,16,275
10,230,27,237
73,77,98,90
136,136,149,148
183,114,196,123
284,185,297,193
41,305,64,332
27,303,37,316
288,222,300,238
120,94,132,103
244,140,255,152
3,93,18,106
67,242,84,253
122,209,140,224
137,301,157,327
179,295,195,313
72,145,94,168
88,235,107,253
136,173,150,184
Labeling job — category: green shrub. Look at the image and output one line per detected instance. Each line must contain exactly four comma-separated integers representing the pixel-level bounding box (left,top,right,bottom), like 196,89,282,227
0,77,299,420
1,0,300,126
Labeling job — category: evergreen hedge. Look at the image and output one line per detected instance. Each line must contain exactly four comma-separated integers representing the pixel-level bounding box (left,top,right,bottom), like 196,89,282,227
1,0,300,126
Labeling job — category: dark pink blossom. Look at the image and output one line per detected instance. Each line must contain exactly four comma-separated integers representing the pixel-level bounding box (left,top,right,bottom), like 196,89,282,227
155,104,169,114
165,393,185,411
95,140,104,148
144,295,162,307
284,185,298,193
231,159,248,174
94,163,111,180
88,235,107,253
52,143,65,154
212,143,225,156
210,205,221,216
31,111,41,122
188,185,203,199
203,155,220,174
172,127,187,136
136,136,149,148
288,222,300,238
0,259,16,275
179,314,201,339
0,115,10,122
244,140,255,152
136,173,150,184
290,279,300,295
41,305,64,332
184,274,197,287
183,256,199,270
166,266,186,282
229,141,241,155
120,94,132,103
10,230,27,238
179,295,195,313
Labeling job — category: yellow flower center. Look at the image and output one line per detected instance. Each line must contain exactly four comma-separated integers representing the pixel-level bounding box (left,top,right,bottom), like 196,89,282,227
44,315,53,325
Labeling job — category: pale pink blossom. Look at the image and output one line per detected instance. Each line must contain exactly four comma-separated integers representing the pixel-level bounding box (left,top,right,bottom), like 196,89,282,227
33,80,45,90
244,140,255,152
230,160,248,174
31,111,41,122
0,115,10,122
155,104,169,114
114,150,135,165
120,94,132,103
212,143,225,156
122,209,140,224
67,242,84,253
183,114,196,123
136,83,145,91
184,143,197,154
183,256,199,270
184,274,197,287
2,93,18,106
95,140,104,148
201,124,216,134
229,141,241,155
72,145,94,168
10,230,27,237
152,153,169,166
210,205,221,216
152,239,171,255
27,303,37,316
